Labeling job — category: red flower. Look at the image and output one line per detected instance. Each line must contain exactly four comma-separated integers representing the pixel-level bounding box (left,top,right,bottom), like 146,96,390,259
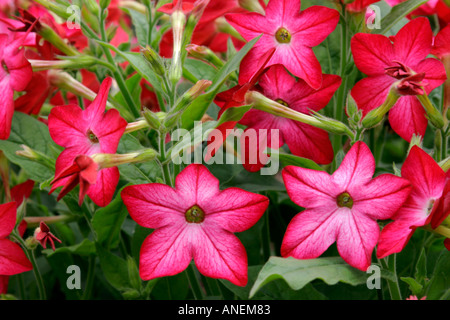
342,0,379,13
377,146,448,259
226,0,339,89
238,65,341,170
34,221,62,251
50,155,99,207
121,164,269,286
281,142,411,271
48,78,127,206
0,202,32,293
351,18,447,142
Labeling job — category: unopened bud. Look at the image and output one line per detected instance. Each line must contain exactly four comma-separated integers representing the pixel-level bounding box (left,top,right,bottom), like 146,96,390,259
84,0,100,16
38,23,79,56
169,10,186,84
417,93,445,129
100,0,112,10
215,17,246,42
141,45,166,76
186,44,224,68
127,256,141,291
362,88,400,129
142,108,162,130
91,148,158,169
29,56,97,72
407,134,423,155
164,80,212,128
16,145,55,169
25,236,39,250
238,0,265,14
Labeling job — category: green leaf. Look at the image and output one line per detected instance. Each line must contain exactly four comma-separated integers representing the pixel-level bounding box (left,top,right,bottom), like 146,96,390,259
96,244,131,292
117,134,161,184
92,189,129,250
400,277,423,296
415,248,427,284
249,256,369,298
96,40,163,93
114,73,142,109
0,112,60,182
279,153,324,171
375,0,428,35
424,250,450,300
216,105,252,127
183,58,217,82
181,35,262,130
42,239,96,257
123,8,149,46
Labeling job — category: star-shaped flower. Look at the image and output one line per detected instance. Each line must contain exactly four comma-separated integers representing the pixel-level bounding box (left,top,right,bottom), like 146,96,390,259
226,0,340,89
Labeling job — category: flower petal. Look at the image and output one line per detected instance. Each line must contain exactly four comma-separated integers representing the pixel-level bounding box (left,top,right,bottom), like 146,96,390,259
139,223,192,281
0,202,16,239
332,141,375,192
388,96,427,142
336,211,379,271
86,166,120,207
193,227,248,286
350,75,394,115
203,187,269,233
281,206,342,259
351,33,394,76
0,238,32,275
376,220,415,259
122,183,185,229
282,165,336,209
352,174,412,220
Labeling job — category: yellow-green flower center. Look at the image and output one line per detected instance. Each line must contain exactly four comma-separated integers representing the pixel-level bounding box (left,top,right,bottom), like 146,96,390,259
337,192,353,209
275,98,289,108
275,27,291,44
87,129,99,144
185,205,205,223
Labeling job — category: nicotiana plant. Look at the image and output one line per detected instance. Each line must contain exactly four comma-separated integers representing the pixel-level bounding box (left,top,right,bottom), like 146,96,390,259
0,0,448,301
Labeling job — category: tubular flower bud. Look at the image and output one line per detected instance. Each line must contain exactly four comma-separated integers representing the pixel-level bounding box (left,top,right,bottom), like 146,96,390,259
362,87,400,129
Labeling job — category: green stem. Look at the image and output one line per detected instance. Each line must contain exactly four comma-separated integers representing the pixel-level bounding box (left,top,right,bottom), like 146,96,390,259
82,256,96,300
11,232,46,300
186,264,204,300
159,133,173,187
380,255,402,300
98,10,140,119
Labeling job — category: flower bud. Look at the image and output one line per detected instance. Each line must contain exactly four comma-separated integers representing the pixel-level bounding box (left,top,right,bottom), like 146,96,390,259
29,56,97,72
163,80,212,128
142,108,162,130
141,45,166,77
186,44,224,68
215,17,246,42
169,10,186,84
91,148,158,169
417,93,445,130
238,0,265,14
84,0,100,16
362,88,400,129
38,23,80,56
127,256,141,291
24,236,39,250
246,91,354,137
16,145,55,169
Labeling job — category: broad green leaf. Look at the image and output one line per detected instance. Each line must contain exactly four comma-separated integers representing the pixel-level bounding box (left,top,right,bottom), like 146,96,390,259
123,8,149,47
181,35,262,130
92,189,129,250
96,243,131,292
415,248,427,284
375,0,428,35
183,58,217,82
279,153,324,171
96,40,163,93
0,112,60,182
42,239,96,257
249,256,369,298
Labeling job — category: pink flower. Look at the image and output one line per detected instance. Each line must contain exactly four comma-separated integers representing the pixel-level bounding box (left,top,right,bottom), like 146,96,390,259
281,141,411,271
0,32,33,139
48,77,127,207
385,0,439,18
121,164,269,286
377,146,448,259
50,155,99,207
226,0,339,89
432,23,450,59
0,202,33,290
239,65,341,168
34,221,62,251
351,18,447,142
